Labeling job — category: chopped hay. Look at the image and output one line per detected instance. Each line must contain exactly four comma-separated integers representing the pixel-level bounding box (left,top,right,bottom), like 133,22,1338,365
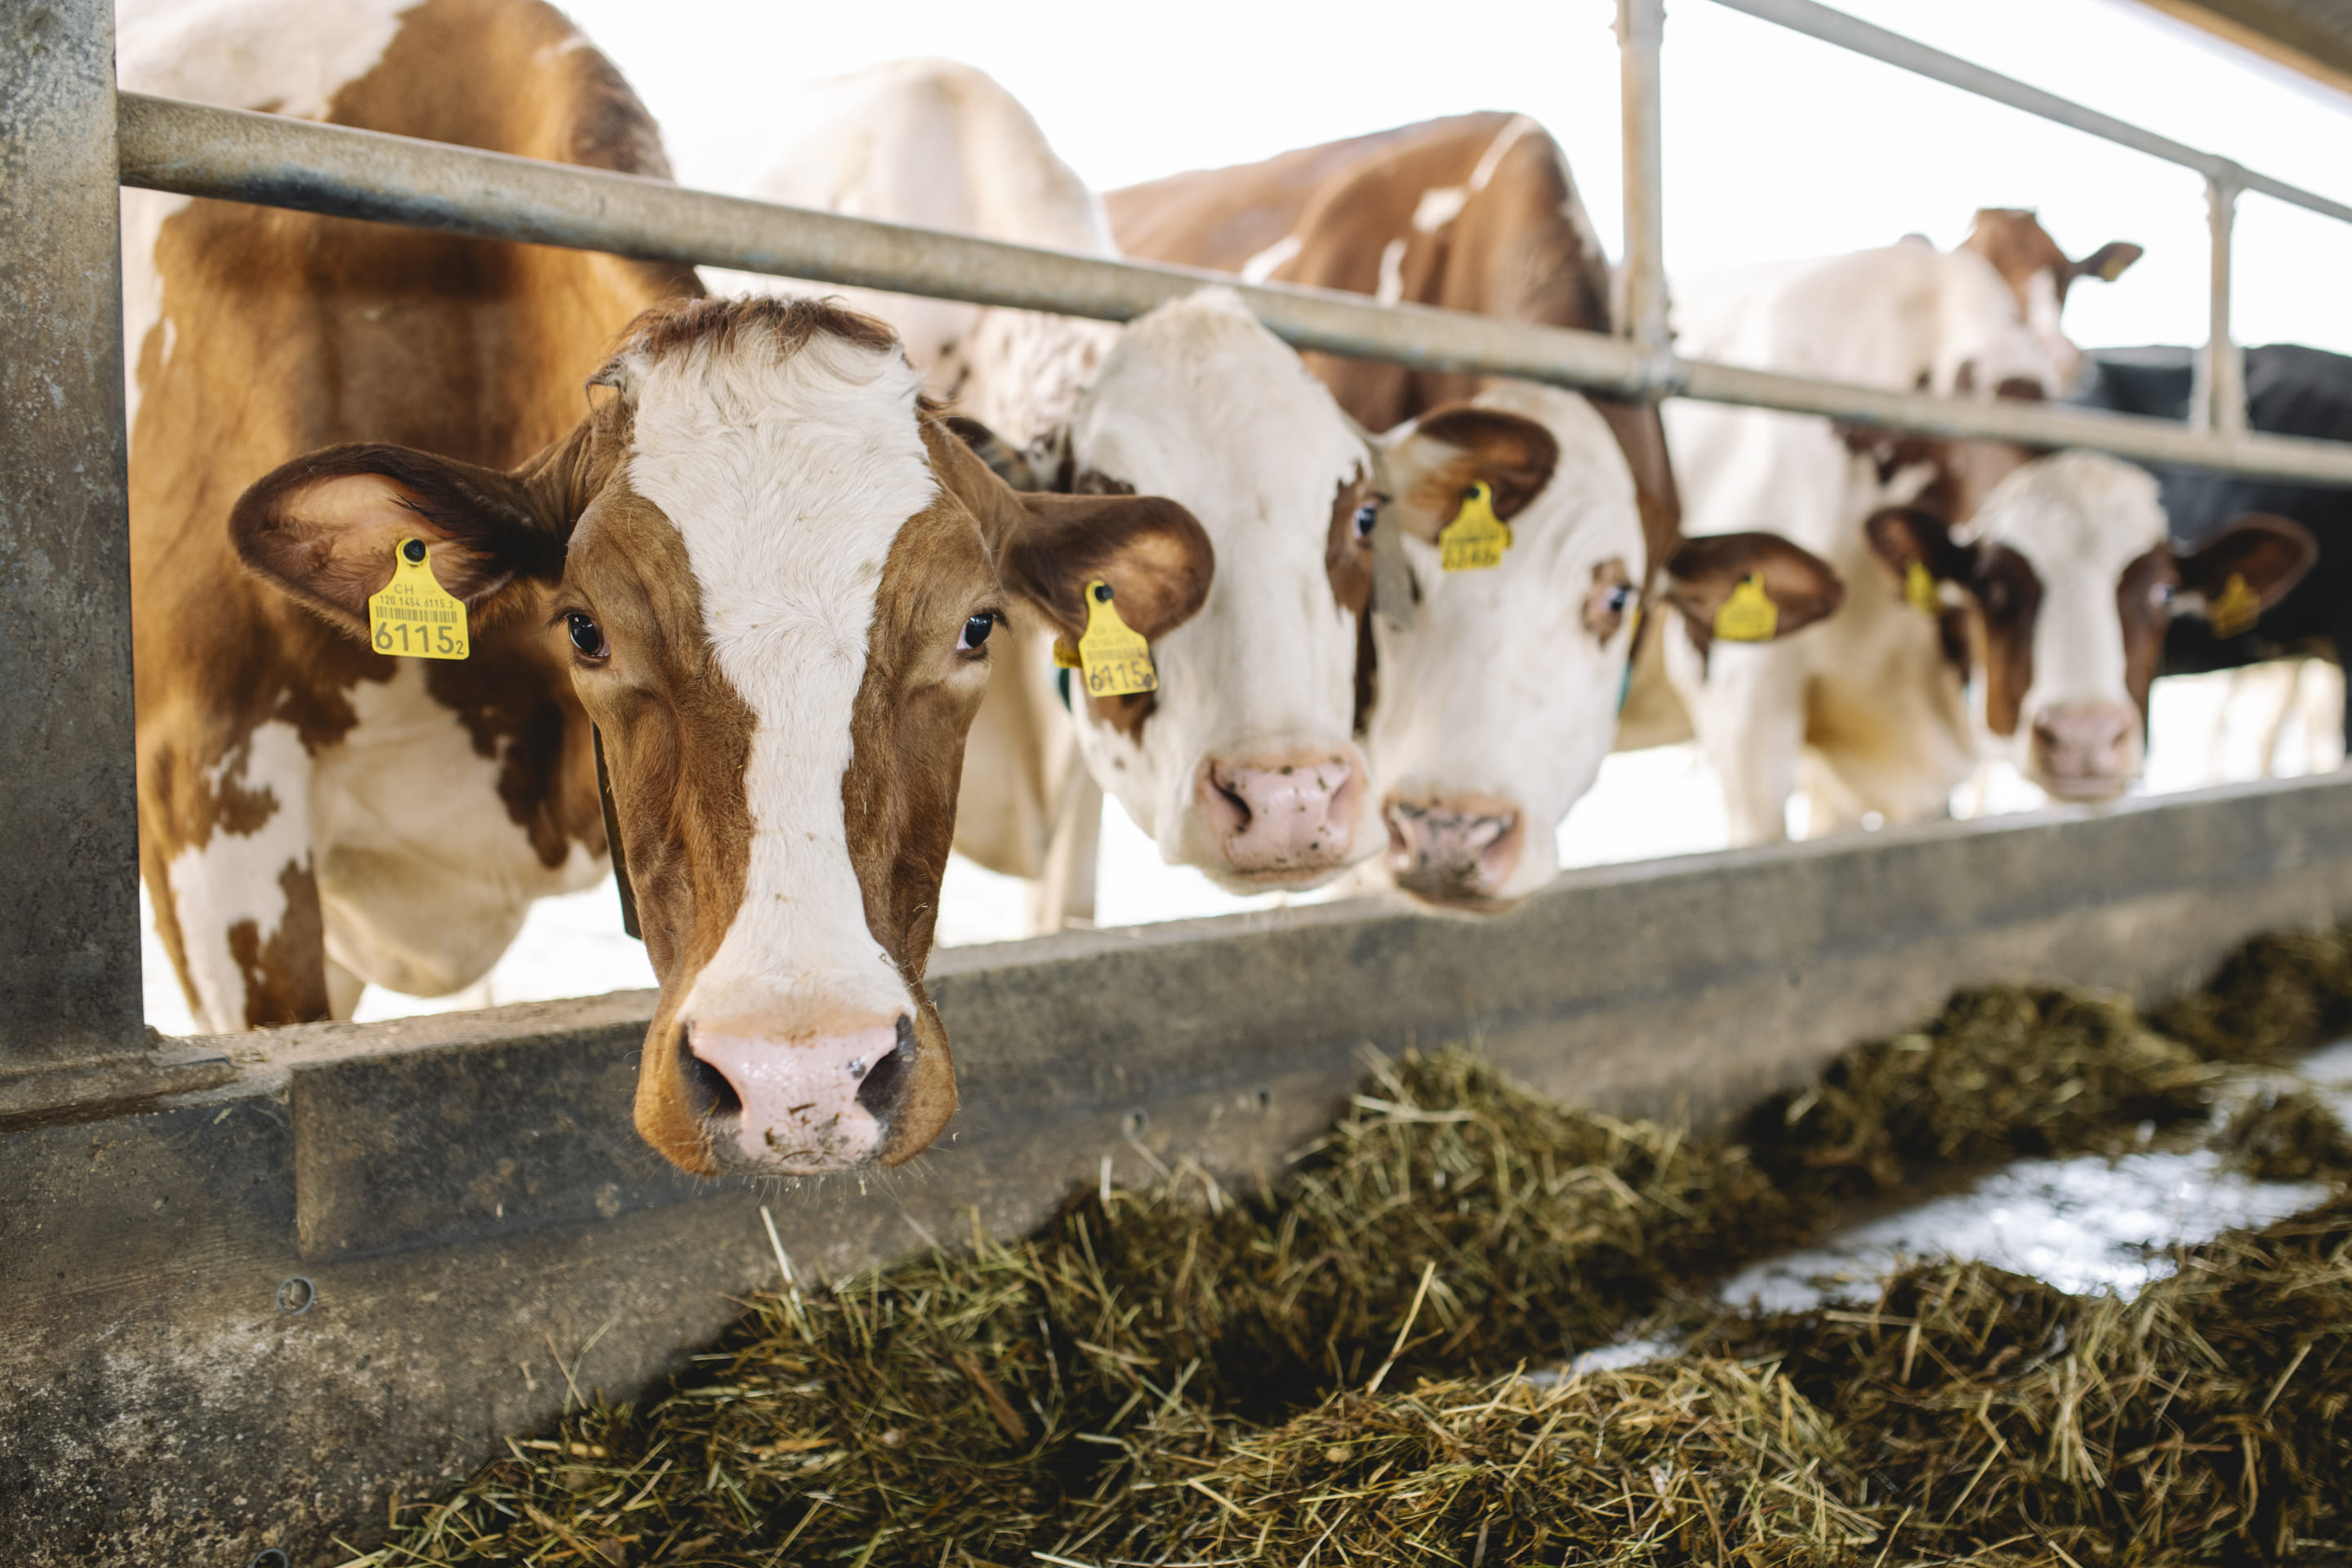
345,929,2352,1568
1744,987,2215,1199
1694,1200,2352,1563
2214,1086,2352,1183
2154,930,2352,1066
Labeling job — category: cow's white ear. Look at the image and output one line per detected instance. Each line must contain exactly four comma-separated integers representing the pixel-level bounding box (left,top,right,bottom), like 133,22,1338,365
231,443,565,637
2174,512,2317,626
1381,405,1559,543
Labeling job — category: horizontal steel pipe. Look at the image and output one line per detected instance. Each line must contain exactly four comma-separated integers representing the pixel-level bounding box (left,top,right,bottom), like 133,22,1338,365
1708,0,2352,228
118,93,2352,486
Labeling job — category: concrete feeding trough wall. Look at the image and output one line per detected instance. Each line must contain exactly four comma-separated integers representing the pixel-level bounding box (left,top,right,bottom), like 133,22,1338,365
7,773,2352,1565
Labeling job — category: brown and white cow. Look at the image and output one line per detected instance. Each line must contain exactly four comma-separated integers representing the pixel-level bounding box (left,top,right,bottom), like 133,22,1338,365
1659,214,2194,841
125,2,1210,1176
1111,112,1840,903
1868,452,2313,799
737,68,1578,905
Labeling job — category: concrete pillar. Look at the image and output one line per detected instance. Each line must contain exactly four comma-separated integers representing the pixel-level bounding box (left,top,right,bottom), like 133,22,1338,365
0,0,146,1071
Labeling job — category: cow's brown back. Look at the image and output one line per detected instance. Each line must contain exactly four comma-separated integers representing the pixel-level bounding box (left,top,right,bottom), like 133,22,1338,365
131,0,695,1027
1108,113,1680,578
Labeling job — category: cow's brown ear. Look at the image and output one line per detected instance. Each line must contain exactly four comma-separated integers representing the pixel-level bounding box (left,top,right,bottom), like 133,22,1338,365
2176,512,2317,622
1001,491,1214,643
1662,532,1845,640
1865,505,1979,586
1382,405,1561,542
2071,240,2143,284
231,443,565,637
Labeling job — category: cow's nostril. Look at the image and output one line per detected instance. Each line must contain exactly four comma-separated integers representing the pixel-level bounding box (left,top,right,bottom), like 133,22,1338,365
679,1031,743,1120
855,1015,918,1121
1214,776,1252,831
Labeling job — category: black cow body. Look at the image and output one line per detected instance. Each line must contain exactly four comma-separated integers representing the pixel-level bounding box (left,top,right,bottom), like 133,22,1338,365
2069,344,2352,734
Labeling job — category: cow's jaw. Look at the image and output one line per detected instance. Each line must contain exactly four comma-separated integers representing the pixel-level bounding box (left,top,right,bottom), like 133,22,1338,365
1369,386,1644,908
617,318,947,1176
1966,452,2167,802
1066,289,1376,893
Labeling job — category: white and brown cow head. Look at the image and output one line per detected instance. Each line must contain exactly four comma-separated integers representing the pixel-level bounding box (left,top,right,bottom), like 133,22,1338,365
1036,287,1535,893
1959,209,2143,389
1868,450,2313,800
230,296,1211,1176
1367,382,1842,907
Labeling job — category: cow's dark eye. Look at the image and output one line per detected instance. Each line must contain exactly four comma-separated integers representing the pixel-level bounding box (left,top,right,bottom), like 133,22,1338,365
1606,584,1635,614
2152,581,2177,610
1352,502,1379,540
567,612,606,657
958,612,996,653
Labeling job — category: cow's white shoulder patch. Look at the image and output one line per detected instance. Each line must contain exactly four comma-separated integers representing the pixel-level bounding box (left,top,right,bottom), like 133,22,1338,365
623,323,935,1025
165,719,314,1034
309,663,600,999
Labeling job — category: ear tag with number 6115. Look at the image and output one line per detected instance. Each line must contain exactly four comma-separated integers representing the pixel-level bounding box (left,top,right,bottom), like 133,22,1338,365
368,537,470,661
1438,481,1512,572
2207,572,2261,639
1051,580,1156,697
1713,573,1780,642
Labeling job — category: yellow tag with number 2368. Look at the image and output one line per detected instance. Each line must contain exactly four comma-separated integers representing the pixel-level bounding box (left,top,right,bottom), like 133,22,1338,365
368,537,470,661
1052,580,1156,697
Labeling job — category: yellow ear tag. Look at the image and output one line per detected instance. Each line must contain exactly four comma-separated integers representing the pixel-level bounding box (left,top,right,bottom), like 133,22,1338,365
1713,573,1780,642
2208,572,2261,639
1437,481,1512,572
1904,559,1940,616
1050,580,1156,697
367,537,470,660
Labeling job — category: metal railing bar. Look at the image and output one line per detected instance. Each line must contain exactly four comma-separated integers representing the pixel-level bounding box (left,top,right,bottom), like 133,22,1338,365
117,93,2352,486
1707,0,2352,229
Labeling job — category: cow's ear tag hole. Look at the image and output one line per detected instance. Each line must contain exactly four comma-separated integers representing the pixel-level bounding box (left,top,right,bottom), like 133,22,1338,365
1052,579,1156,697
1904,560,1940,615
1437,480,1511,572
368,538,470,661
2208,572,2261,639
1713,573,1780,641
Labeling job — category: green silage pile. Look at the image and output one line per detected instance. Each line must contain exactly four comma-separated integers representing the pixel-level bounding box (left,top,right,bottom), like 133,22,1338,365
342,929,2352,1567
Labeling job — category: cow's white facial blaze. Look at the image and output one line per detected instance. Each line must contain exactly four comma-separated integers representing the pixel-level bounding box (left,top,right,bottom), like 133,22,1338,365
1963,452,2166,795
1064,288,1376,891
1370,384,1644,905
621,323,937,1169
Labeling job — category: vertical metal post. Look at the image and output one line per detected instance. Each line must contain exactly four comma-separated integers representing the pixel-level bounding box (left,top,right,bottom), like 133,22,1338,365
0,0,147,1068
1618,0,1672,381
2194,166,2247,437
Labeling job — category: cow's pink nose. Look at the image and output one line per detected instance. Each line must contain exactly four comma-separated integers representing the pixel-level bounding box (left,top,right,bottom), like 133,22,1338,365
1384,792,1524,905
2029,705,2140,800
681,1013,915,1173
1197,749,1365,879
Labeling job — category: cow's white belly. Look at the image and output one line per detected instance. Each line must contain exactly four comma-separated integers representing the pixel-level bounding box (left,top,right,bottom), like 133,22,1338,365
310,664,603,998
